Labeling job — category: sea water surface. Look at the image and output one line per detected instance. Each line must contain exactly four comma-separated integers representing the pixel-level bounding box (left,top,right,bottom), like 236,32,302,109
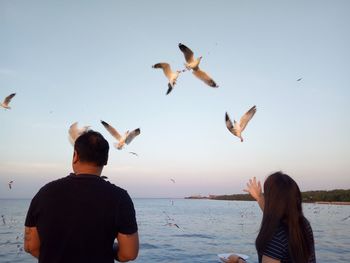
0,198,349,262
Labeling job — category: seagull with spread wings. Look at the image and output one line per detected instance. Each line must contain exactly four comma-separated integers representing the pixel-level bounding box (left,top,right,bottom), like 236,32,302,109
225,105,257,142
129,151,139,157
101,120,140,150
178,43,218,88
1,93,16,109
152,63,184,95
68,122,90,145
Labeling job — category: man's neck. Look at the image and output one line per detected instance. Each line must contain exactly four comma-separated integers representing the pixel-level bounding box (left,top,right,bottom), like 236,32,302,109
73,163,103,176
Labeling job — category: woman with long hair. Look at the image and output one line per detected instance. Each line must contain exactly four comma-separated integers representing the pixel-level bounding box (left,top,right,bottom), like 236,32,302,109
244,172,316,263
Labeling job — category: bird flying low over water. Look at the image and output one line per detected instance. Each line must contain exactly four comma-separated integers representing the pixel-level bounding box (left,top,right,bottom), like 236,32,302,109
341,215,350,221
1,93,16,109
164,222,180,228
178,43,218,88
68,122,90,145
101,120,140,150
8,181,13,189
225,105,257,142
152,63,184,95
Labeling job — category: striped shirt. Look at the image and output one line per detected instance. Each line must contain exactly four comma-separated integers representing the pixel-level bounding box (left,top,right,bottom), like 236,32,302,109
259,220,316,263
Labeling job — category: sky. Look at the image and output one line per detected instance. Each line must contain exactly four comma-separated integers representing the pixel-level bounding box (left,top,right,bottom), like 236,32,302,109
1,0,349,198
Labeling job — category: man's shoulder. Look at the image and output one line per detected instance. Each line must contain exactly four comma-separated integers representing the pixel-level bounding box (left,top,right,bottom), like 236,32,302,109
101,179,130,197
40,175,70,190
28,176,71,204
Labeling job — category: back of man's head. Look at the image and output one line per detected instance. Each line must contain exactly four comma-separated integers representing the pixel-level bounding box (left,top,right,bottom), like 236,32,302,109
74,130,109,167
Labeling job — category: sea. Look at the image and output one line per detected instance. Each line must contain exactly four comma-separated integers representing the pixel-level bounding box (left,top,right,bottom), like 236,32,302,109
0,198,349,263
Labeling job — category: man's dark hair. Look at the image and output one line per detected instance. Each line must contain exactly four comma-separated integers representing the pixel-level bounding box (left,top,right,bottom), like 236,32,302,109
74,130,109,166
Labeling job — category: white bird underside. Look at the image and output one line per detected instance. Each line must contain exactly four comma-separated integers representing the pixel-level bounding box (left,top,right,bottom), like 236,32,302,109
225,105,257,142
101,120,140,150
178,43,218,88
1,93,16,109
68,122,90,145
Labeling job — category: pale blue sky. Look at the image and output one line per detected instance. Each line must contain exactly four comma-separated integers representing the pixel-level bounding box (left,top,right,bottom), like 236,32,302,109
1,0,349,198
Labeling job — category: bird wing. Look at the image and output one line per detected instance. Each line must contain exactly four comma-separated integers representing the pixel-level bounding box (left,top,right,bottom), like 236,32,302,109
166,83,173,95
178,43,195,63
125,128,141,144
68,122,79,142
225,112,238,136
239,105,257,132
3,93,16,106
153,63,173,80
100,120,122,141
192,69,218,87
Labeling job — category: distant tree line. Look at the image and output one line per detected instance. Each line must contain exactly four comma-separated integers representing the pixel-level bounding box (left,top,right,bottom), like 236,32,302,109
301,189,350,202
207,189,350,202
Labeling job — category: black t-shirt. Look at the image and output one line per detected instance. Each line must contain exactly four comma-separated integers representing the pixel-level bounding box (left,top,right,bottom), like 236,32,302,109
25,173,138,263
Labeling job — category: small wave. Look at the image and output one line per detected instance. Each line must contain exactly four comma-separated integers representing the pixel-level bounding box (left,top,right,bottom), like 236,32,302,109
0,231,13,235
141,243,159,249
173,233,214,239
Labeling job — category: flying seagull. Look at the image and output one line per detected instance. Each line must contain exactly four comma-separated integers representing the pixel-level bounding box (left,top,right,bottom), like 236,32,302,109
164,222,180,228
170,178,176,183
129,151,139,157
152,63,184,95
163,211,174,221
225,105,257,142
341,215,350,221
8,181,13,189
178,43,218,88
101,120,140,150
297,78,303,81
68,122,90,145
1,93,16,109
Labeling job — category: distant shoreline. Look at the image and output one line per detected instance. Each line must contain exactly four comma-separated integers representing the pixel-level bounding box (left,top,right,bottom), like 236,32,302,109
313,201,350,205
184,197,350,205
185,189,350,204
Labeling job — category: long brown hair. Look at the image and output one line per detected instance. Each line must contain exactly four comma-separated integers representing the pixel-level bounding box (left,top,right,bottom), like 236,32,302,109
255,172,312,262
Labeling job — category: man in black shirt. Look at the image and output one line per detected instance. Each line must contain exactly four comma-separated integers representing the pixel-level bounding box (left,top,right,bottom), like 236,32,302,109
24,130,139,263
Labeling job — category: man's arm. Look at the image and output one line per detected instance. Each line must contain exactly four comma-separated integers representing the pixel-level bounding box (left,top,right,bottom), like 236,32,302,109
24,226,40,258
114,232,139,262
